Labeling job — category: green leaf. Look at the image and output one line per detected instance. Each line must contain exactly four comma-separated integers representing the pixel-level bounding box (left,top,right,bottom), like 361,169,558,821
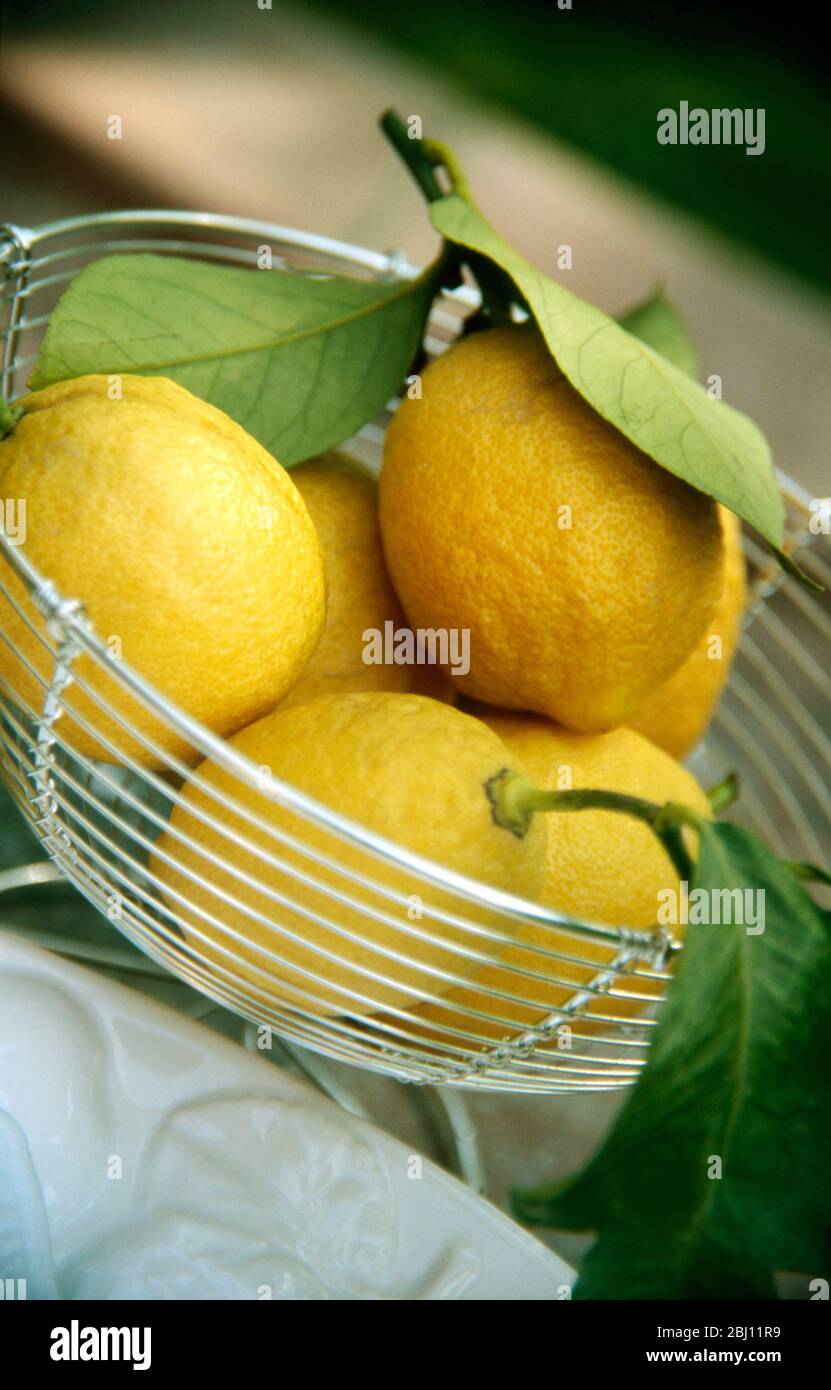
430,193,786,553
30,252,438,466
618,287,699,379
512,821,831,1298
705,771,740,815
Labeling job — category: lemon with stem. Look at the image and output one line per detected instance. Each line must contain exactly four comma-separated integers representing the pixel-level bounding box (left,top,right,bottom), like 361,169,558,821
151,692,547,1018
417,714,712,1043
380,323,724,732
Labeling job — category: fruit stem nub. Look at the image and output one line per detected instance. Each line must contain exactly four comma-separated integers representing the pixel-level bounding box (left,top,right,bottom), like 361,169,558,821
0,400,23,440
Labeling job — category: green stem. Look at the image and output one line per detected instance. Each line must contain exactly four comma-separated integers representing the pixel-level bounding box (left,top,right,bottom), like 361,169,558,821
379,108,519,325
379,109,446,205
659,825,695,883
486,770,701,880
0,400,22,439
783,859,831,889
496,776,665,834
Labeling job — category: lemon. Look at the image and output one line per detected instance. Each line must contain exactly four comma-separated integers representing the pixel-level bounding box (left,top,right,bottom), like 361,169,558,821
151,692,546,1018
379,323,724,732
418,712,711,1041
630,505,746,758
0,375,326,766
282,451,452,708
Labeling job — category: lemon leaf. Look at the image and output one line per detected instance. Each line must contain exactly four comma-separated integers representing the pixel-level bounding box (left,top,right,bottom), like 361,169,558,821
511,821,831,1297
618,287,699,379
30,252,439,466
431,193,786,554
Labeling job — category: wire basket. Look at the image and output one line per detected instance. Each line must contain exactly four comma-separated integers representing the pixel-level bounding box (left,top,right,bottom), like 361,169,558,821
1,211,829,1094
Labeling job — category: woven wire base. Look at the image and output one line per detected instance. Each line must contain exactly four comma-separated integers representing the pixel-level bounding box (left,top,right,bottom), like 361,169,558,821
1,211,829,1093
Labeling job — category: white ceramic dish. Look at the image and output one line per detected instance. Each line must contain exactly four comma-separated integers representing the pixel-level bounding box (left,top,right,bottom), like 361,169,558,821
0,935,575,1300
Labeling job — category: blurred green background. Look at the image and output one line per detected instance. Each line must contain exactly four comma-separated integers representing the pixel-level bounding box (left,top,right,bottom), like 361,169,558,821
3,0,830,296
310,0,831,297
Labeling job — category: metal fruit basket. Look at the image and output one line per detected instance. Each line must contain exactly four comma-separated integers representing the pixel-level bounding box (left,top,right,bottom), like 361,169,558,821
1,212,828,1094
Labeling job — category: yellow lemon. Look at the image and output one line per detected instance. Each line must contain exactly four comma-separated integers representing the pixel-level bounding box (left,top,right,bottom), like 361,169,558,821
0,375,326,766
418,711,712,1042
151,692,546,1018
282,450,452,707
630,505,746,758
379,323,724,732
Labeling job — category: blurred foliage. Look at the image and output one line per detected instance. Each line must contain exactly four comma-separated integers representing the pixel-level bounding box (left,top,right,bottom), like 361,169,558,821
312,0,831,298
4,0,830,295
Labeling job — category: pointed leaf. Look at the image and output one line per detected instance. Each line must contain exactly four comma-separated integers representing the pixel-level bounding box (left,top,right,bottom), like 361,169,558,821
618,287,698,379
431,194,785,552
512,821,831,1298
31,252,437,466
